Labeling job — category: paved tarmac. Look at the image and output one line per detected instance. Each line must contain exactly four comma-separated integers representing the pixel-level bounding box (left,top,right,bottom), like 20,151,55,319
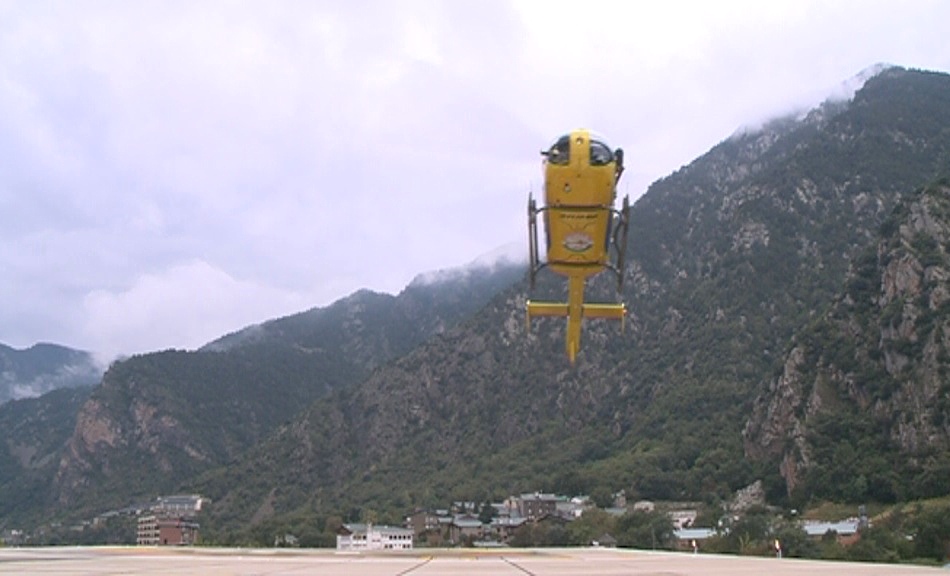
0,546,947,575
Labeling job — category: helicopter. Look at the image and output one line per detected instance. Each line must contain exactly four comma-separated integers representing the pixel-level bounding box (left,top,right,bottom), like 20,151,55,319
526,128,630,363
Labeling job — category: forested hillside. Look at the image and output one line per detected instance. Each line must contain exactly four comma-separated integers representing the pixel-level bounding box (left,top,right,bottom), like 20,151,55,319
197,67,950,540
0,257,522,528
0,387,92,521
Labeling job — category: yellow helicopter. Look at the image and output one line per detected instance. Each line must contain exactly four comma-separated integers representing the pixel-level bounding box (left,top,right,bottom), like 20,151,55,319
527,129,630,363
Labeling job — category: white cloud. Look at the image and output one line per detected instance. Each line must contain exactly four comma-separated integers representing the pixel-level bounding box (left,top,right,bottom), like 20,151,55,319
1,0,950,357
81,259,309,360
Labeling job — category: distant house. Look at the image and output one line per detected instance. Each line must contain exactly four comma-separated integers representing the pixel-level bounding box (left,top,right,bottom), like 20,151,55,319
336,524,414,551
448,515,483,543
673,527,716,551
555,499,590,520
517,493,560,520
274,533,299,547
451,501,478,514
405,509,440,536
802,519,860,546
669,510,698,529
405,509,446,546
1,529,24,547
489,516,527,542
136,493,205,546
137,515,199,546
152,494,206,516
592,533,617,547
632,500,655,513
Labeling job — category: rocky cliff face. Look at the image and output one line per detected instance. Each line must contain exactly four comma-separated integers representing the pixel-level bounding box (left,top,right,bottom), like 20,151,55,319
744,180,950,498
55,381,204,505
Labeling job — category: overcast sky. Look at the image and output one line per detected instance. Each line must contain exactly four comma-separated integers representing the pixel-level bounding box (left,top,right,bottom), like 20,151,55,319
2,0,950,361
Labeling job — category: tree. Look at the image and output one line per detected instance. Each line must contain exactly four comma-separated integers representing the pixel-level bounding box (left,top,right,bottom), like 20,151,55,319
772,522,817,558
590,486,616,509
910,505,950,562
566,508,617,546
477,501,496,525
615,510,674,550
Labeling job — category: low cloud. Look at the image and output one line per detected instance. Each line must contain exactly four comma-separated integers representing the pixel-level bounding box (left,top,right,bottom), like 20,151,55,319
2,1,950,358
81,259,309,361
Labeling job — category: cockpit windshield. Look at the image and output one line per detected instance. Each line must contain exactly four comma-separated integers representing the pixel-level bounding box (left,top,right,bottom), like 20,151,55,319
589,140,613,166
546,135,571,165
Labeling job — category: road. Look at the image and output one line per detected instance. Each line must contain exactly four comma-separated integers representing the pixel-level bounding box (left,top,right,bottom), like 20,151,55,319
0,546,946,575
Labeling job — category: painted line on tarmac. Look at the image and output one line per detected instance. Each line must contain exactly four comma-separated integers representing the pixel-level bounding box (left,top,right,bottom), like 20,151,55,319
501,556,538,575
394,555,433,575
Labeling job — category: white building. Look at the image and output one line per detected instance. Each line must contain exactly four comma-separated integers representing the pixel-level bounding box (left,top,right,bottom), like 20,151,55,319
802,519,860,538
336,523,414,551
153,495,206,516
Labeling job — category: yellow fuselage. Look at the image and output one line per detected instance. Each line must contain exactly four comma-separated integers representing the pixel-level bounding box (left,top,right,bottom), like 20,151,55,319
543,130,617,277
527,129,626,363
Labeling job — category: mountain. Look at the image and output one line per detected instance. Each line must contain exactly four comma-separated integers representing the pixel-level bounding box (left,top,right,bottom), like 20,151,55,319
0,343,102,406
9,66,950,539
0,386,93,524
189,66,950,538
744,177,950,505
44,254,525,521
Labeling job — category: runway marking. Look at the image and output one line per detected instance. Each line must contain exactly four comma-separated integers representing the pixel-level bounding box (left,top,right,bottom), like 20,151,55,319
501,556,537,575
394,555,432,575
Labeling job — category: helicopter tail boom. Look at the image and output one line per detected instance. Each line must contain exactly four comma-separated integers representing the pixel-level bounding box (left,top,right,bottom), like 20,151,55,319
526,275,625,363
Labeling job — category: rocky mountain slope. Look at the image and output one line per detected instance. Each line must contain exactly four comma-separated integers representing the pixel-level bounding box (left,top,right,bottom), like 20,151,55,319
745,178,950,504
195,67,950,538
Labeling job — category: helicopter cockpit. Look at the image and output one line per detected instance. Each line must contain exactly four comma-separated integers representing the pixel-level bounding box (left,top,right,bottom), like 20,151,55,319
589,139,613,166
544,134,571,165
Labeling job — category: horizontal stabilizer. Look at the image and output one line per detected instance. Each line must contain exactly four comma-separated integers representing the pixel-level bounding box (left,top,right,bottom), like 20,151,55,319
526,301,626,320
525,301,569,317
579,303,626,319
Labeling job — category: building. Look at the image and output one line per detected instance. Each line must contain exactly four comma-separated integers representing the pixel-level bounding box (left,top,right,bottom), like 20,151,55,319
555,499,588,520
669,509,698,529
135,493,205,546
592,533,617,547
447,515,483,543
673,527,716,551
517,493,559,520
137,515,199,546
632,500,655,513
405,509,441,536
336,524,414,551
803,519,861,546
489,516,527,543
405,509,447,546
152,495,206,516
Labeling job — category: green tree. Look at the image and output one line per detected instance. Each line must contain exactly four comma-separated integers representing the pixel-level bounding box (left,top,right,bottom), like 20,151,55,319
566,508,617,546
846,524,910,563
615,510,674,550
477,501,496,525
910,505,950,562
772,521,818,558
589,486,616,509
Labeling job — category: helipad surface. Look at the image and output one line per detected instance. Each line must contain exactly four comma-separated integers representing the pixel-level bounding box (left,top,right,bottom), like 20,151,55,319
0,546,945,575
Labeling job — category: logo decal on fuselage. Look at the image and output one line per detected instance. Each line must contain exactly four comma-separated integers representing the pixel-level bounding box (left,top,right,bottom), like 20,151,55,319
564,232,594,252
